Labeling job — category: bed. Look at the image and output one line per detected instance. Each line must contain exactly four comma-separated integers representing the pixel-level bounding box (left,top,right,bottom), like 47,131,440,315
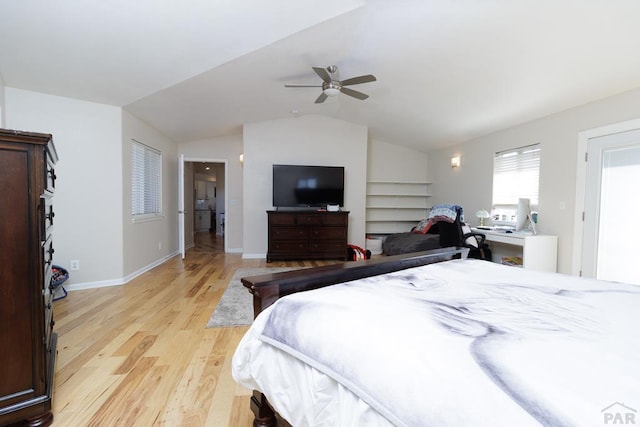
232,247,640,426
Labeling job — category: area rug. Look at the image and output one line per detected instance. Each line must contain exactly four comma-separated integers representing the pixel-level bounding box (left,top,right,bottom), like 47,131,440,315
206,267,301,328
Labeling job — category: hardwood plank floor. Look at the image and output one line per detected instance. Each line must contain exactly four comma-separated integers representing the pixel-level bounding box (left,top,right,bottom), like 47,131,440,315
52,232,337,426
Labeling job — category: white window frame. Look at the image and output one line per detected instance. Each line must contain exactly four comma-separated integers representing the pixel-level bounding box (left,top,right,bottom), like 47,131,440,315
131,139,163,223
492,144,540,225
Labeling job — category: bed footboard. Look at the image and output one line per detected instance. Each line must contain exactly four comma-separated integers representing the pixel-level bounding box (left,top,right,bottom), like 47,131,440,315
242,246,467,316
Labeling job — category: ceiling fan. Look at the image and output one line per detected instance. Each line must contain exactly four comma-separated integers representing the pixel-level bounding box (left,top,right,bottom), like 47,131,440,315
285,65,376,104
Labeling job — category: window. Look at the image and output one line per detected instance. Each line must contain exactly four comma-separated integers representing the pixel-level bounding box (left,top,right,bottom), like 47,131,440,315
131,139,162,219
492,144,540,222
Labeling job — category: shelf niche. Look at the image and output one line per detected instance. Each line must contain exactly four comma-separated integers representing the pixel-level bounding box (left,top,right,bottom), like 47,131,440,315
365,181,431,235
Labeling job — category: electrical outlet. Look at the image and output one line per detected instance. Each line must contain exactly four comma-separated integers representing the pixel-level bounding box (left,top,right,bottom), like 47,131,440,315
158,241,162,251
70,259,80,271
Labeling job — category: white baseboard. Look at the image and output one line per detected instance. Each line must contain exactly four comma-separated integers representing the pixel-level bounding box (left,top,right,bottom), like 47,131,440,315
64,251,179,292
242,252,266,259
65,278,126,292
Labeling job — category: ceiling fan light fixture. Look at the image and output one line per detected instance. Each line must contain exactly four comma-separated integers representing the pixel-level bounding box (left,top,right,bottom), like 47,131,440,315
323,86,340,97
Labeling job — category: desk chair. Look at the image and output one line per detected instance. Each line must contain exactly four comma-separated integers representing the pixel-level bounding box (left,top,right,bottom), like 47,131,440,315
430,206,492,261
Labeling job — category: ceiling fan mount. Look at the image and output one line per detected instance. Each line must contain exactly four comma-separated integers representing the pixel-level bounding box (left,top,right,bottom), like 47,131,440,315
285,65,376,104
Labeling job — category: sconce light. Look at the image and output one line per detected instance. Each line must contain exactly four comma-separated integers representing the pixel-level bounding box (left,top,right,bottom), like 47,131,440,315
475,209,490,227
450,155,461,168
239,153,244,164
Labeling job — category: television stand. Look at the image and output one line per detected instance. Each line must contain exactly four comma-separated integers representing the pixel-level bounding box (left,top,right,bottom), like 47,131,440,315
267,210,349,262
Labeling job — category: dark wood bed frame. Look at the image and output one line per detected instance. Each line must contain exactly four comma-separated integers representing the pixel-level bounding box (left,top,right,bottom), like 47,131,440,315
240,247,468,427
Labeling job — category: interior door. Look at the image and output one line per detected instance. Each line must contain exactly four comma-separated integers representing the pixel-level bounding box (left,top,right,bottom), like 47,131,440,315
178,154,185,259
583,129,640,284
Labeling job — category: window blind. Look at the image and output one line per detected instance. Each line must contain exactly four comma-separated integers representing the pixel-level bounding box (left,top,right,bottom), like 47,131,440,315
492,144,540,206
131,140,161,216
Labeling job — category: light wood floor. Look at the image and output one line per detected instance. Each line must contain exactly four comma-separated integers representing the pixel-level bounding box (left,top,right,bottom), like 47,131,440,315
52,232,337,426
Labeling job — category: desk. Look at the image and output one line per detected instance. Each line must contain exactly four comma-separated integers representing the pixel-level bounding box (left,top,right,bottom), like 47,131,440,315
472,228,558,272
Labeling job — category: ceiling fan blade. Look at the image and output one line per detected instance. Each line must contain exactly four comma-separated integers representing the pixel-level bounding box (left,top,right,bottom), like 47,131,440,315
314,92,328,104
340,74,376,86
313,67,332,83
340,87,369,100
285,84,322,87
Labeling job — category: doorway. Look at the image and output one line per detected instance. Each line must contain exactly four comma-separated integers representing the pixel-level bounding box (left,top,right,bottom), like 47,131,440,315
181,158,227,255
576,121,640,285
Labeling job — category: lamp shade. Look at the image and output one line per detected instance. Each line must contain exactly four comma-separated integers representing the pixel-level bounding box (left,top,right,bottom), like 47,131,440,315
475,209,490,226
475,209,490,219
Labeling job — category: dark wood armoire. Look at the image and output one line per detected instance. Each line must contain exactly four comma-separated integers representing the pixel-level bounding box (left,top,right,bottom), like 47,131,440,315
0,129,58,427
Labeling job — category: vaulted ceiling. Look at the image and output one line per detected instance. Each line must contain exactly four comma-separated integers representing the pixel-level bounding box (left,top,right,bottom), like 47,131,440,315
3,0,640,151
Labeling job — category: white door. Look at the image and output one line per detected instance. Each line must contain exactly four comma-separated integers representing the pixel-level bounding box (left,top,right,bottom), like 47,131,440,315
178,154,185,259
583,129,640,284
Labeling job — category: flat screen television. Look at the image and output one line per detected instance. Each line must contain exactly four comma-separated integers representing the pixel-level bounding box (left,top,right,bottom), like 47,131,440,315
272,164,344,208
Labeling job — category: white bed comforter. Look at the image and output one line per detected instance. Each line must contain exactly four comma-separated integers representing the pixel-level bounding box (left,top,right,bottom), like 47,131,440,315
232,259,640,426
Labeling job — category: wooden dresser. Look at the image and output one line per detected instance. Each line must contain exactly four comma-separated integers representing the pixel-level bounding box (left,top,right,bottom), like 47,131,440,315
267,210,349,262
0,129,58,427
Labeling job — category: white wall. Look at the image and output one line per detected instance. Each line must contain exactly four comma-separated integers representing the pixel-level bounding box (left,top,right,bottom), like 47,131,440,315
5,89,178,287
0,73,5,128
5,88,124,285
428,87,640,274
243,115,368,258
122,110,178,277
178,133,244,252
368,138,428,182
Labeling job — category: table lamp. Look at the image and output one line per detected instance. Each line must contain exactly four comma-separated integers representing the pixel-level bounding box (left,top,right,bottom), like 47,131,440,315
475,209,490,227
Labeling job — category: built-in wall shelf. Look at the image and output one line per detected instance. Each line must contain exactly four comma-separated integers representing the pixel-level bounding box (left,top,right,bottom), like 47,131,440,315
366,181,431,234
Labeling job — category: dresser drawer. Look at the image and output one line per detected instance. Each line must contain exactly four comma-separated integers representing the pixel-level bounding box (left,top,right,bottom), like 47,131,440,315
322,214,348,226
271,227,307,240
45,164,56,194
270,241,308,252
45,147,57,193
41,198,55,237
44,262,53,292
42,235,55,268
296,214,322,225
268,213,296,225
310,227,346,240
310,240,347,254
